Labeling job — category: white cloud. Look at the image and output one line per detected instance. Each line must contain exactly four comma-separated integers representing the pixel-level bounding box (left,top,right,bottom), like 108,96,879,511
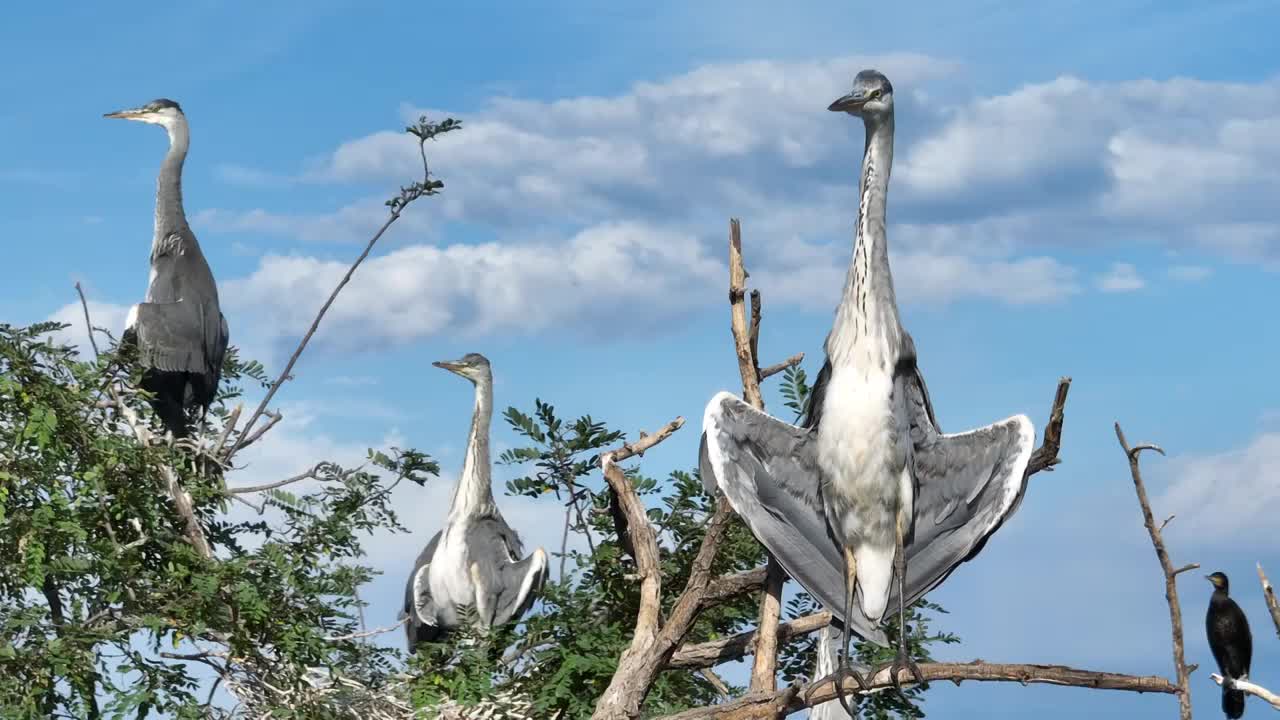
1095,262,1145,293
193,199,434,245
222,221,724,350
187,59,1280,348
44,299,131,357
1159,431,1280,543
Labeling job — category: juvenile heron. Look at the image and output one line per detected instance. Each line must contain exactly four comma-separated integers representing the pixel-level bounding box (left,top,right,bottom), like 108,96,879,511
700,70,1035,706
1206,571,1252,719
401,353,549,654
107,99,228,438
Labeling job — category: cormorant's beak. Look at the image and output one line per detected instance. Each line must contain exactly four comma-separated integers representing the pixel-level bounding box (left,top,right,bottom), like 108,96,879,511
432,360,466,374
828,91,867,113
103,106,148,121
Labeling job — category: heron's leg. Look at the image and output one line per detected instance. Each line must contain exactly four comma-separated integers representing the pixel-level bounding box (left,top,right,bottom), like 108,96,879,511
884,512,925,692
807,546,868,717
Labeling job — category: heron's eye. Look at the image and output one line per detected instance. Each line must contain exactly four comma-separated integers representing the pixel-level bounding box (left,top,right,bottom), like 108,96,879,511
869,89,882,100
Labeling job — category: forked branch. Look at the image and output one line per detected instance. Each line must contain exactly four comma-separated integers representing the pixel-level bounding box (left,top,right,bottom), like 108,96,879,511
1115,422,1195,720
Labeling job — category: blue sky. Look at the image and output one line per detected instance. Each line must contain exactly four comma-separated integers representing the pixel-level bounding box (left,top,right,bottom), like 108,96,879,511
5,1,1280,717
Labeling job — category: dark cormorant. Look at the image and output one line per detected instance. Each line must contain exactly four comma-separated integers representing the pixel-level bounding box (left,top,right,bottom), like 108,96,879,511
1207,571,1253,719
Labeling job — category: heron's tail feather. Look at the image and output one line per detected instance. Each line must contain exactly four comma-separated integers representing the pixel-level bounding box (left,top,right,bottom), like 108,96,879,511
1224,682,1245,719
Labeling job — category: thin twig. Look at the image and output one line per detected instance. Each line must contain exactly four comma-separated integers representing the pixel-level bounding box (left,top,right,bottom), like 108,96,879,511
228,463,325,495
1116,422,1193,720
227,209,400,460
604,418,686,464
700,668,733,701
759,352,804,381
324,616,408,642
73,282,103,360
656,661,1181,720
1211,673,1280,710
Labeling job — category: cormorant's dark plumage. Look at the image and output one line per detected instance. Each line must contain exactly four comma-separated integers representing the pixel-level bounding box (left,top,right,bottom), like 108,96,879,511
1206,571,1252,719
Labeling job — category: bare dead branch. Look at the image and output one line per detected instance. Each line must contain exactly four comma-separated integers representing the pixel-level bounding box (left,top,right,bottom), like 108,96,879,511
73,282,104,360
1161,514,1176,532
669,612,833,670
656,661,1180,719
226,410,283,459
228,206,403,461
1172,563,1201,577
324,617,408,642
229,463,325,495
727,219,763,411
722,218,784,692
704,567,768,606
1211,674,1280,711
1116,422,1194,720
605,418,686,464
215,403,243,455
1026,377,1072,477
759,352,804,381
1259,563,1280,641
700,669,733,701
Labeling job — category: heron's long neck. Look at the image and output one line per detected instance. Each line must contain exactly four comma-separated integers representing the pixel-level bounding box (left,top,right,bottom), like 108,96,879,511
827,114,902,368
450,379,497,520
153,119,191,256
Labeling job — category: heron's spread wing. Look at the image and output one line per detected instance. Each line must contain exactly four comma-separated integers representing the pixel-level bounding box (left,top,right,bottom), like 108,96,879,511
402,531,443,653
890,360,1035,610
467,517,546,627
700,391,889,646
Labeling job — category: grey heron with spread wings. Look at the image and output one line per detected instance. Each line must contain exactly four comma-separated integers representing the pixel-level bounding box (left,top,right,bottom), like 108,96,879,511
699,70,1035,708
402,353,549,654
106,99,228,439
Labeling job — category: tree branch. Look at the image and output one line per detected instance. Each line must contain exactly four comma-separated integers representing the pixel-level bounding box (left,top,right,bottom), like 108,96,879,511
1026,377,1072,478
655,661,1180,719
226,119,455,461
1211,674,1280,711
1259,563,1280,641
669,612,833,670
722,218,785,693
758,353,804,381
228,463,326,495
1115,422,1195,720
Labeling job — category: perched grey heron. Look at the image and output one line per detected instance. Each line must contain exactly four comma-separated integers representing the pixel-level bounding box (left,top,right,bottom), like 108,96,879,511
402,353,549,654
107,99,228,438
700,70,1035,704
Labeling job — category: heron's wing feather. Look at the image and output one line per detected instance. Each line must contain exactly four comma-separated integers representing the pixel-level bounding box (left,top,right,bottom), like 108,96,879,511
467,518,546,627
700,391,888,646
129,300,223,378
402,531,443,652
893,360,1035,609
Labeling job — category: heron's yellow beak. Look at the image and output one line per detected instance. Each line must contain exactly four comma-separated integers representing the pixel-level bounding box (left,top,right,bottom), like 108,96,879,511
432,360,466,374
103,107,148,120
828,91,868,113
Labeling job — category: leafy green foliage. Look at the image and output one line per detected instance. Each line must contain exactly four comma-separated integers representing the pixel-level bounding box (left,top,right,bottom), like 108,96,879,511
0,322,436,718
